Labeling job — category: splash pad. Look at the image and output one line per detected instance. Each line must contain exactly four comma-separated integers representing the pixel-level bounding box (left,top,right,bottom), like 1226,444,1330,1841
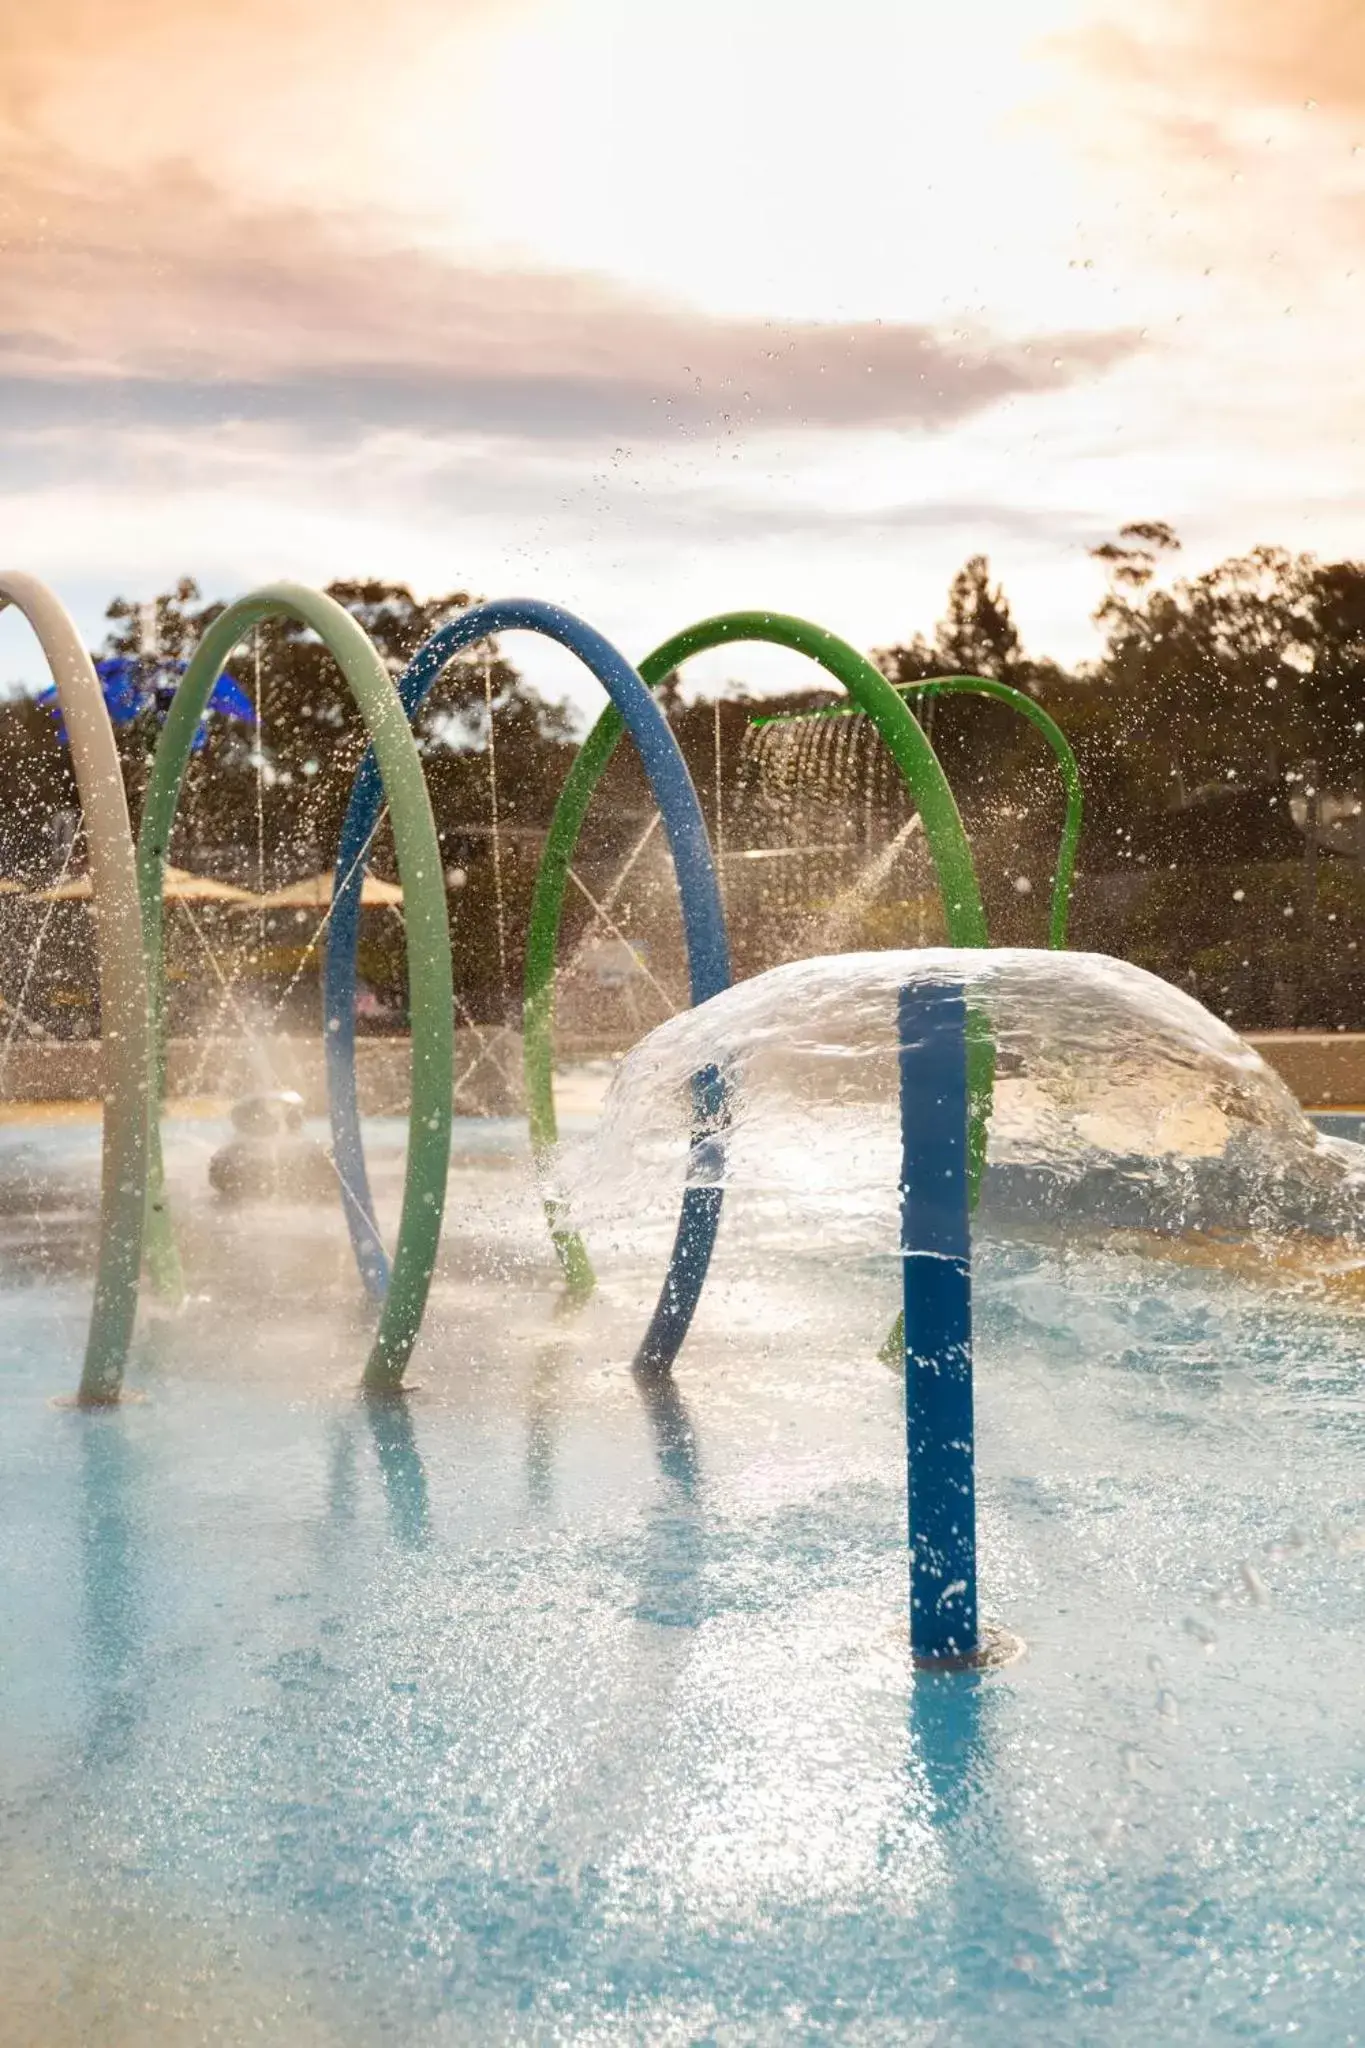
3,573,1364,2040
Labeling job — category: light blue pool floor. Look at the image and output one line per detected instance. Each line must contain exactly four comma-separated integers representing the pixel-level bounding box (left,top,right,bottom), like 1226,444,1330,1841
3,1121,1365,2043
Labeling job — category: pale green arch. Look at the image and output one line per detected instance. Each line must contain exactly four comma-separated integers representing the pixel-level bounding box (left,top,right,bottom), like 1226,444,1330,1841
0,572,151,1404
138,583,454,1393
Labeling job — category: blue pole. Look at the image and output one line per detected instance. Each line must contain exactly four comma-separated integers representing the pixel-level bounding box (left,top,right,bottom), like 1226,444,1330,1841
634,1060,728,1381
899,980,979,1666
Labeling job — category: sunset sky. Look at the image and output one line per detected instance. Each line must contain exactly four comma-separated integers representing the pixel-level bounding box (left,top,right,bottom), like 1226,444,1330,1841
2,0,1364,708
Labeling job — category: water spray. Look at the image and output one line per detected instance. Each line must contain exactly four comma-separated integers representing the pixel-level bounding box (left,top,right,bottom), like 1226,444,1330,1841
321,597,732,1380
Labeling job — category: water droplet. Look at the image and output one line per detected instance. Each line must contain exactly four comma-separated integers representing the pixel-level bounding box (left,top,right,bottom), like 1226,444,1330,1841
1239,1561,1270,1606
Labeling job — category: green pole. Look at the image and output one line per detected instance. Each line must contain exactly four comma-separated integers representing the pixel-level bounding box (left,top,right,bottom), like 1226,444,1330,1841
138,583,454,1394
523,611,992,1298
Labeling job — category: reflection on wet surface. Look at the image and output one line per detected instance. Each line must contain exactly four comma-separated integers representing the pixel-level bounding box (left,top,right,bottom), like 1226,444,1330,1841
3,1116,1365,2041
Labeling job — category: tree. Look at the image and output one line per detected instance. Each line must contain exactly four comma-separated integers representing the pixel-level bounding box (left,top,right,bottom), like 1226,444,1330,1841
95,578,583,1020
1088,520,1180,601
1295,558,1365,782
934,555,1023,680
871,559,1042,806
0,691,75,879
1089,537,1317,798
96,578,578,877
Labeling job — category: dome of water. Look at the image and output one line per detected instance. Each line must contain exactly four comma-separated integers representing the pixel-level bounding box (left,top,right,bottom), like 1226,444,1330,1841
561,949,1365,1270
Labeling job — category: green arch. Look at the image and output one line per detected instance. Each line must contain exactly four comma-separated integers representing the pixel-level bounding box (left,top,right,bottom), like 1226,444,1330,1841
523,610,991,1298
905,677,1082,948
138,583,454,1393
755,673,1084,949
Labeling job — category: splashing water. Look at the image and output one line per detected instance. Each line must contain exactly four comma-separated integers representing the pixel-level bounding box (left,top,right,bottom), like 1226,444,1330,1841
807,814,924,951
559,949,1365,1273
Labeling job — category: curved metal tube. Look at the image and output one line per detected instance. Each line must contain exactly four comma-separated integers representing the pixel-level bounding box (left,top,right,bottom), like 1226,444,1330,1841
898,677,1082,948
320,599,731,1378
523,611,992,1304
752,673,1083,947
0,572,151,1404
139,583,454,1395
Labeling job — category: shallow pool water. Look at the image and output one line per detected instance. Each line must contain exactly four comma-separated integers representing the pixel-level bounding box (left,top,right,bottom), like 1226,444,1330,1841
3,1116,1365,2044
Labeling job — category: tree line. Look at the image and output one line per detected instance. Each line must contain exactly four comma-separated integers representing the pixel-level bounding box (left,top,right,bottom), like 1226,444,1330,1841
4,528,1365,1032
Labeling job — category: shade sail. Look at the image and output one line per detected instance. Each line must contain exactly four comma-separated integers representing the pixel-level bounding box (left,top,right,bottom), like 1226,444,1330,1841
252,871,403,910
36,865,257,904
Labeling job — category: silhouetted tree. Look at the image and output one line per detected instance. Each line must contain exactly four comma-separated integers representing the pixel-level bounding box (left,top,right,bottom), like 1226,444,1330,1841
1088,520,1180,599
934,555,1023,680
9,533,1365,1032
1089,540,1324,797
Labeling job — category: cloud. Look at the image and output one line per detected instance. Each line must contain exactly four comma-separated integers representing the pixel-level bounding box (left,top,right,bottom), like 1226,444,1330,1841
0,149,1137,458
1069,0,1365,141
0,0,500,122
1181,0,1365,117
0,337,1137,450
453,477,1108,552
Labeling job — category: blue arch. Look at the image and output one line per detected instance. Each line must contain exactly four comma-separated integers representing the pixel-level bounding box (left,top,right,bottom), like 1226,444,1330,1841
323,598,732,1378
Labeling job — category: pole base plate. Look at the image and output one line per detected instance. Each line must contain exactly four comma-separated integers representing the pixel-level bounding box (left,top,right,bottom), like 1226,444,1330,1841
912,1625,1026,1674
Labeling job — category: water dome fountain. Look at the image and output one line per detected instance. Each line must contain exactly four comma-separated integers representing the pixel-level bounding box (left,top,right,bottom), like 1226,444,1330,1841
2,571,1364,2040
